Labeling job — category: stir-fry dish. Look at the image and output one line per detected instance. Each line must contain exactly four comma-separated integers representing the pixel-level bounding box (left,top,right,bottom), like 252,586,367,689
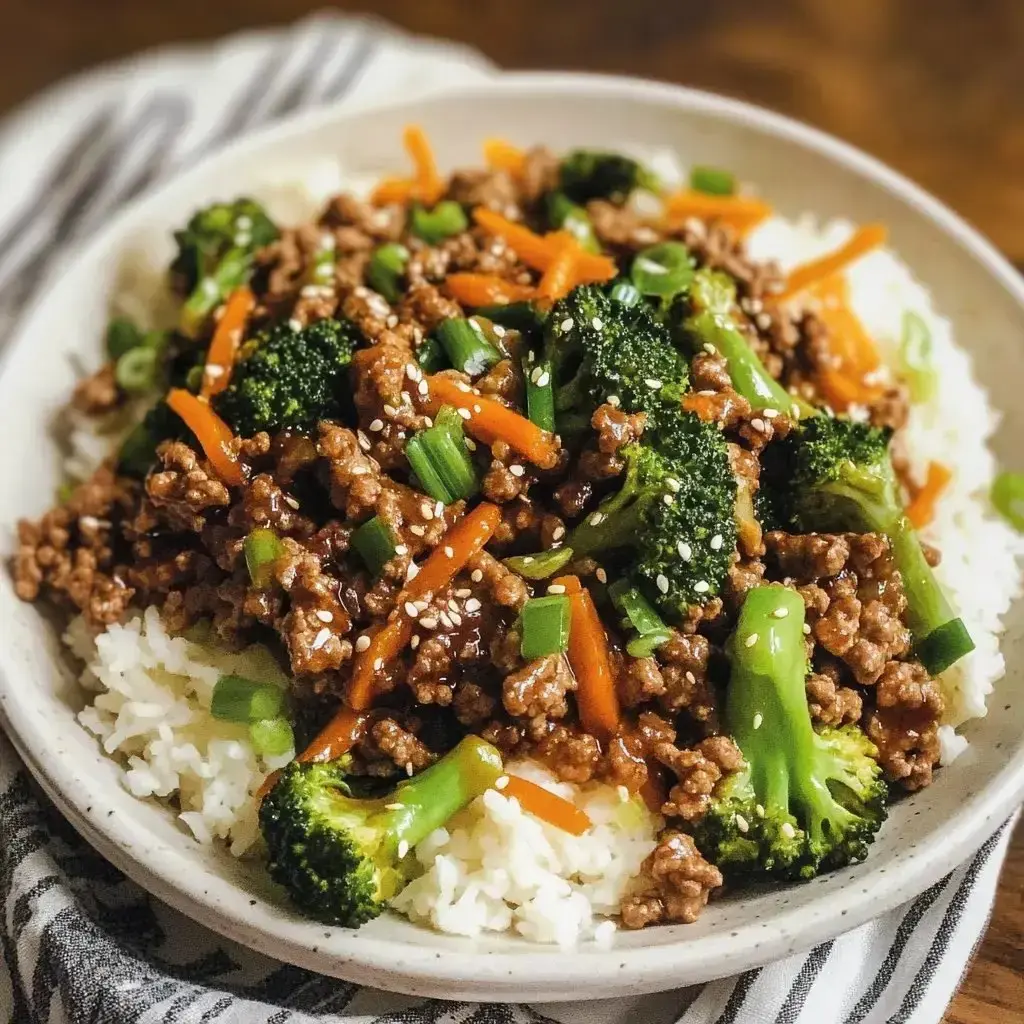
14,128,1023,945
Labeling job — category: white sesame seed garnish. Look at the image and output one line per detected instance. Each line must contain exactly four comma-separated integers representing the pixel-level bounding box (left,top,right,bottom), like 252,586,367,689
383,404,399,418
547,584,566,595
685,671,697,685
355,635,371,652
79,515,101,529
450,611,463,626
552,526,566,541
662,493,675,506
521,556,535,564
781,822,797,839
357,430,371,451
458,407,472,420
315,609,334,623
283,495,300,510
421,502,433,519
591,317,604,330
802,622,812,635
744,633,759,647
606,395,620,407
311,628,331,650
419,616,438,629
694,580,710,594
753,713,763,730
448,599,460,613
395,544,408,555
373,657,384,671
656,574,669,594
644,378,663,390
455,381,472,392
703,342,717,355
763,407,779,419
560,317,574,332
385,803,403,811
435,501,444,518
455,588,472,598
756,804,765,817
368,418,384,432
473,404,482,414
678,540,692,561
465,437,477,451
409,524,425,537
471,569,483,583
509,464,525,477
444,545,455,558
404,602,420,618
617,785,630,803
405,762,415,777
665,477,681,493
596,567,608,584
439,611,453,628
772,606,790,619
710,534,724,551
750,418,766,433
406,563,420,581
204,364,225,379
495,775,510,790
736,813,750,833
411,634,421,649
588,512,605,526
465,597,481,613
287,318,302,332
535,371,550,388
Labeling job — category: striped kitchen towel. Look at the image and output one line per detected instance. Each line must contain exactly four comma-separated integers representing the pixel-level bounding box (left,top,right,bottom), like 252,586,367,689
0,13,1016,1024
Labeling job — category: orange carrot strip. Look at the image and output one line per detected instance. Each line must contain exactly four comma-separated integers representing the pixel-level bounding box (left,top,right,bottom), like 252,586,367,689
500,776,592,836
907,462,953,529
778,224,888,301
472,208,616,281
370,176,415,205
663,190,773,231
404,124,445,206
422,375,561,469
483,138,527,177
201,286,255,398
445,273,537,307
165,389,246,487
536,238,578,301
553,574,621,742
346,503,502,711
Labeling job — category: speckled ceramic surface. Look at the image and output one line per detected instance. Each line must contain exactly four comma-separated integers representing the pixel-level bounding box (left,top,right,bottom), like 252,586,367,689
1,74,1022,1002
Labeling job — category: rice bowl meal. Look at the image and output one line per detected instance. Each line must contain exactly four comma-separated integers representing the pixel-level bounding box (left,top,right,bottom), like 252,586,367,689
12,125,1024,948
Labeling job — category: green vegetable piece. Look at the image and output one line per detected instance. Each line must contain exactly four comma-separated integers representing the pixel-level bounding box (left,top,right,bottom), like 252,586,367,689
503,548,575,580
259,734,503,926
367,243,409,303
992,471,1024,532
115,346,162,395
608,280,642,307
899,310,936,404
244,528,286,589
435,318,501,376
410,201,469,245
609,580,672,657
210,674,285,723
520,595,572,659
690,584,888,882
560,150,660,204
524,356,556,432
250,718,296,757
117,401,185,478
406,406,479,505
415,334,448,373
105,316,145,360
473,302,546,332
631,242,695,304
306,237,337,287
546,191,599,252
689,165,736,196
351,516,398,576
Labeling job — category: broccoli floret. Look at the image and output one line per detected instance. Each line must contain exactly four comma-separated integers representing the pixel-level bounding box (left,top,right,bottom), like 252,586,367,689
546,285,689,434
560,150,660,204
214,318,360,436
769,414,974,675
171,198,278,338
691,584,888,881
566,417,737,615
260,735,503,927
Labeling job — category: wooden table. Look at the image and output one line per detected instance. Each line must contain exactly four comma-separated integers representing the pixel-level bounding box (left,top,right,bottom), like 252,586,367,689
0,1,1020,1020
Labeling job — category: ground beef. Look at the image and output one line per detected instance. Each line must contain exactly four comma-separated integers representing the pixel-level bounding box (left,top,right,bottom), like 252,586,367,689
620,831,723,928
657,631,715,720
865,704,941,791
806,660,863,725
765,532,851,580
502,653,576,718
656,735,742,821
446,168,520,213
517,146,560,205
524,722,602,784
146,441,231,533
364,717,434,774
587,200,660,251
71,363,120,416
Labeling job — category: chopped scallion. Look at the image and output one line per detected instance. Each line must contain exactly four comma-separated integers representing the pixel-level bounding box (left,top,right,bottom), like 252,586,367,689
436,318,501,376
520,594,572,658
415,334,448,373
609,580,671,657
249,717,295,757
503,547,574,580
992,471,1024,532
366,242,409,303
899,310,937,404
210,674,285,723
473,301,545,333
306,241,336,287
351,515,398,576
115,346,162,394
410,201,469,244
524,356,555,432
689,165,736,196
608,280,642,307
631,242,695,303
244,528,285,589
406,405,479,504
105,316,145,360
546,191,599,253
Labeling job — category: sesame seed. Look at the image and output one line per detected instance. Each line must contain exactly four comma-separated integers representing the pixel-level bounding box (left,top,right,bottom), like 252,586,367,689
312,628,331,650
455,381,472,392
736,814,750,833
781,822,797,839
435,501,444,518
662,493,674,506
406,563,420,580
772,606,790,619
710,534,724,551
471,569,483,582
750,418,766,433
591,317,604,330
448,599,460,613
509,464,525,477
465,437,477,451
395,544,408,555
596,567,608,584
458,407,472,420
405,762,415,778
404,601,420,618
419,616,438,629
560,317,574,332
204,364,225,379
411,635,421,649
756,804,766,818
617,785,630,802
450,611,463,626
409,524,425,537
383,403,398,418
588,512,604,526
530,366,544,385
465,598,482,612
495,775,510,790
455,588,472,598
368,418,384,432
644,378,663,390
685,671,697,685
283,495,300,510
355,635,371,652
357,431,371,451
665,477,681,493
753,713,763,730
406,364,419,381
763,407,779,419
439,611,453,628
547,584,566,595
744,632,759,647
351,466,367,475
287,318,302,332
656,574,669,594
373,657,384,671
678,540,692,561
79,515,101,529
703,342,717,355
473,404,482,414
417,379,429,396
444,545,454,558
415,599,429,612
552,526,565,541
535,371,550,388
315,609,334,623
421,502,433,519
694,580,710,594
606,395,620,407
522,556,535,564
385,803,403,811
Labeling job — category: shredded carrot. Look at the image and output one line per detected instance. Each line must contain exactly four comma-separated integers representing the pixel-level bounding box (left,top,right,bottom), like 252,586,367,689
536,237,578,301
472,208,616,283
483,138,526,177
500,775,592,836
370,176,415,205
421,374,561,469
663,190,773,233
553,575,621,742
778,224,888,301
369,125,444,206
346,503,502,711
201,286,255,398
444,273,537,307
907,462,953,529
165,389,246,487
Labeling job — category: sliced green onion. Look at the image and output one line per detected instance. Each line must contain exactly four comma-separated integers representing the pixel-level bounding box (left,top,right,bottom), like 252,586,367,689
410,201,469,245
249,717,295,757
115,346,162,394
468,315,508,351
609,580,672,657
504,547,574,580
244,528,285,589
520,594,572,658
366,242,409,303
306,239,337,287
689,165,736,196
992,471,1024,532
105,316,145,360
352,515,398,576
524,356,555,432
415,334,448,373
436,318,501,376
546,191,599,253
631,242,695,302
406,406,479,505
900,310,937,404
211,674,285,723
609,280,642,307
473,301,546,333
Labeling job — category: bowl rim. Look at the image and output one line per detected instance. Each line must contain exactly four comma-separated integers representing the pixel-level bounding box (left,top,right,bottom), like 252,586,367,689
2,69,1023,1000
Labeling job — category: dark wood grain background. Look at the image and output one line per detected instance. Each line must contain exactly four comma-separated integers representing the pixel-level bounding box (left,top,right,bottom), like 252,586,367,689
0,1,1020,1020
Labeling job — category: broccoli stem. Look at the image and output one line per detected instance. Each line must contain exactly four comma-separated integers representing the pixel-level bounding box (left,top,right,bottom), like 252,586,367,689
376,736,502,855
180,248,251,339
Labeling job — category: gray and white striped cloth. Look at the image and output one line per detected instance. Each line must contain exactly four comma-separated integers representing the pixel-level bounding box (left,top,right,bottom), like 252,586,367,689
0,14,1016,1024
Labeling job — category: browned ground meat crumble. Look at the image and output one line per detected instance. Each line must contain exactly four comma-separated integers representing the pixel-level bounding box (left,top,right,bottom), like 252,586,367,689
13,147,946,930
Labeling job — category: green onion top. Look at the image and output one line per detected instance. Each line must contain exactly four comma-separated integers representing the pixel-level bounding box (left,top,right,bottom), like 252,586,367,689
992,471,1024,532
523,356,556,433
900,310,937,404
115,346,162,395
249,717,295,757
546,191,599,253
503,547,574,580
608,280,642,307
689,165,736,196
631,241,696,303
367,242,409,303
210,674,285,723
410,201,469,245
244,528,286,589
351,515,398,576
609,579,672,657
520,594,572,659
406,405,479,504
435,318,502,376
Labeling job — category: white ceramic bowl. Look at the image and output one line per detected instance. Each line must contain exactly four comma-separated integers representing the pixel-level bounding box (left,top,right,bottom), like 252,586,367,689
1,73,1023,1002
